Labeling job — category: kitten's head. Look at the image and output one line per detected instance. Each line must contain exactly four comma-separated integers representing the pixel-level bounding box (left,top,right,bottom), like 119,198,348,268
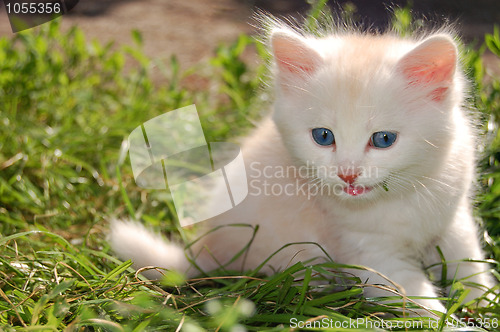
270,27,466,202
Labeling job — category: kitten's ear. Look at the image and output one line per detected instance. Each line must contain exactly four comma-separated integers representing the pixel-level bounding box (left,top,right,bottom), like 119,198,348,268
271,29,322,78
396,35,457,101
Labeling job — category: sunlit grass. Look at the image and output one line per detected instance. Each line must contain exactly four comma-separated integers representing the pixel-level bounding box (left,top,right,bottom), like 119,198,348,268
0,3,499,331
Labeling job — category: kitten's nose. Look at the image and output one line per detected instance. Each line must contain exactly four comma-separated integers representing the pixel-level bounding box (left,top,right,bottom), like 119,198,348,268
338,172,358,184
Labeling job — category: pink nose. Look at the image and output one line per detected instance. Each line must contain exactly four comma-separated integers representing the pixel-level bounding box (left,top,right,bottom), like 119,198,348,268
338,173,358,184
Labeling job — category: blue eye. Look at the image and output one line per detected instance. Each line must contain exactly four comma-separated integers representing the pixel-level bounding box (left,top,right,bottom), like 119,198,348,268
312,128,335,146
370,131,397,148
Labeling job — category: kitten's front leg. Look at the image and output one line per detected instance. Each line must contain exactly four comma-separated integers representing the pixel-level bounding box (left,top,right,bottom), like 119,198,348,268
350,250,447,317
424,209,495,306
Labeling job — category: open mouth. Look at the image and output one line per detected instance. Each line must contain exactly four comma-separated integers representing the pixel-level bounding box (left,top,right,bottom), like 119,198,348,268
343,184,372,196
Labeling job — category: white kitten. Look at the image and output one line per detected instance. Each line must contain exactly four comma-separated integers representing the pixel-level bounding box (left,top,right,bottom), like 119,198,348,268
110,22,496,317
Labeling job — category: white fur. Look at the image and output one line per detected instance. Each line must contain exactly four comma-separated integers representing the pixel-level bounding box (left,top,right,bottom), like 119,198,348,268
110,25,496,317
109,220,189,279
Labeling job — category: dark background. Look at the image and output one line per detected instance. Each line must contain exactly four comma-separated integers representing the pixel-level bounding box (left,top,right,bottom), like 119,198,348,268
0,0,498,69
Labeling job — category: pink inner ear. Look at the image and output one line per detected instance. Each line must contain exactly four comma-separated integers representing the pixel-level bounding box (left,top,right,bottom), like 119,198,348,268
398,36,457,102
277,54,316,74
402,61,454,85
429,87,449,102
403,62,454,101
271,31,322,77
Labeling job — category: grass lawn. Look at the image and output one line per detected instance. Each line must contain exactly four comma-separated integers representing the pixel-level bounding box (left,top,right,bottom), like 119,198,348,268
0,5,499,331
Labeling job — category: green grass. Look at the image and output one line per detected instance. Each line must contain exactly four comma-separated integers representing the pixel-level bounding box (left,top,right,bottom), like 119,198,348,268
0,3,499,331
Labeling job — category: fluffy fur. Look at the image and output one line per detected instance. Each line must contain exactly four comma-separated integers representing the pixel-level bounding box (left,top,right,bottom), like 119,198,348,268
110,20,495,316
